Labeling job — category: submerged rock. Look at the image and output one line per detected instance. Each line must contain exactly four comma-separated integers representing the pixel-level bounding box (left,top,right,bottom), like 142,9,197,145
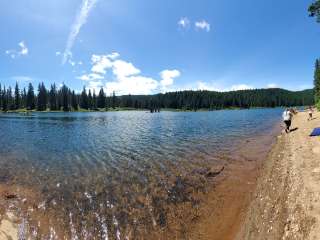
4,192,17,200
205,166,225,178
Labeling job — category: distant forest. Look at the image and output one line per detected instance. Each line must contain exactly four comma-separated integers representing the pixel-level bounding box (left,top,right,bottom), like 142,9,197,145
0,82,314,112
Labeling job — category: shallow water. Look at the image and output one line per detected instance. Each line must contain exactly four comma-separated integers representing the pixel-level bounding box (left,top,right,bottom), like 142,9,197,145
0,109,282,239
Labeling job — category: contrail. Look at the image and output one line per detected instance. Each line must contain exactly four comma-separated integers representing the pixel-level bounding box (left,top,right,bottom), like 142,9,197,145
62,0,98,64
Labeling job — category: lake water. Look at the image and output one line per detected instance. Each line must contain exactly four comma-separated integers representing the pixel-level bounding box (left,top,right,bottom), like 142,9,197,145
0,109,283,239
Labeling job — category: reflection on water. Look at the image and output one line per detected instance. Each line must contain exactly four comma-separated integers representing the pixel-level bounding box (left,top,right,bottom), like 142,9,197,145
0,109,282,239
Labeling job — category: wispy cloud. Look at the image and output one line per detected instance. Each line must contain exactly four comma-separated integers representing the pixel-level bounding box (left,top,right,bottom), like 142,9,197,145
62,0,98,64
5,41,29,59
195,20,211,32
178,17,190,29
11,76,33,82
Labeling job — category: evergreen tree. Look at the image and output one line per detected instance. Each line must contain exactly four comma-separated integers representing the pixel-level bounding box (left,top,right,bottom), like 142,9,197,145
61,84,70,111
26,83,35,110
92,90,97,110
14,82,20,110
314,59,320,103
37,82,47,111
309,0,320,22
2,86,8,112
71,90,78,110
21,88,27,109
97,87,106,108
80,87,88,109
112,91,117,109
49,84,58,111
88,89,93,110
7,87,14,110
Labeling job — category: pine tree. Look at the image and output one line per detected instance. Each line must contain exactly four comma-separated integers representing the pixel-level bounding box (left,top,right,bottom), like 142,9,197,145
21,88,27,108
7,87,14,110
37,82,47,111
309,0,320,22
71,90,78,110
88,89,93,110
49,84,58,111
2,86,8,112
26,83,35,110
92,90,97,110
97,87,106,108
14,82,20,110
112,91,117,109
80,87,88,109
314,59,320,104
61,84,70,111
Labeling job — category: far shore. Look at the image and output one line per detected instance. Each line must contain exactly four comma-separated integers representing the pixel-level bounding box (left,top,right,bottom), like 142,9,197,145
0,106,306,114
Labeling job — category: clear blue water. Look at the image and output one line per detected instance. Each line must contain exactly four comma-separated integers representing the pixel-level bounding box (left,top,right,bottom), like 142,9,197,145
0,109,283,239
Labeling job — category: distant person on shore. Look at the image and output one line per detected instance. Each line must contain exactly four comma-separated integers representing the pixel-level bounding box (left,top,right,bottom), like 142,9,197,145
283,108,293,133
308,106,314,121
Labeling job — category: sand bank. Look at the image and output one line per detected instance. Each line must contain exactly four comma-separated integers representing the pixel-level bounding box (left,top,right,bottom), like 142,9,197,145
237,111,320,239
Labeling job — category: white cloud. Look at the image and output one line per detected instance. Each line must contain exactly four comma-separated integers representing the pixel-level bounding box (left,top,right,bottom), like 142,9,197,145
77,73,104,81
196,81,255,92
106,76,158,95
79,52,181,95
195,20,211,32
87,80,103,93
107,52,120,60
69,59,76,66
11,76,33,82
5,41,29,58
56,51,61,56
230,84,254,91
112,60,141,78
267,83,278,88
197,81,222,91
62,0,98,64
178,17,190,29
91,54,114,74
18,41,28,55
160,70,180,87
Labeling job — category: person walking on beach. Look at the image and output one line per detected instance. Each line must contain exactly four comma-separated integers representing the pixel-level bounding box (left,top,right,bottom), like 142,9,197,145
308,106,314,121
282,108,293,133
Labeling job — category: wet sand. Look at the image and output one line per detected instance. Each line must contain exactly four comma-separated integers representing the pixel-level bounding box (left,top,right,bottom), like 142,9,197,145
237,111,320,240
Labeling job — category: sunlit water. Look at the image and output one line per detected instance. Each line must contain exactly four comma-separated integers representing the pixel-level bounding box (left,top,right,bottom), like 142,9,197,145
0,109,282,239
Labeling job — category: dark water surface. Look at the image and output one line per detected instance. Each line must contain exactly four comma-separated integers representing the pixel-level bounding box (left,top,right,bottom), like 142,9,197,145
0,109,282,239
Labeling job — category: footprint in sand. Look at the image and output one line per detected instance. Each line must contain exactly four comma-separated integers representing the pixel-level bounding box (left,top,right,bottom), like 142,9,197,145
312,147,320,154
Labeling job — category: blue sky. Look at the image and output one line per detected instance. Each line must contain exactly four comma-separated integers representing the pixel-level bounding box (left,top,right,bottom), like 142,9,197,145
0,0,320,95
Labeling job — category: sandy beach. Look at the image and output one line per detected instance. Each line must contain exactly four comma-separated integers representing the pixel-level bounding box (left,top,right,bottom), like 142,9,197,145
238,110,320,239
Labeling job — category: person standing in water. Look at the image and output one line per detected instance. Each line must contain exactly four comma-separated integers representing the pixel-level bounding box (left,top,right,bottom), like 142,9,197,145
282,108,293,133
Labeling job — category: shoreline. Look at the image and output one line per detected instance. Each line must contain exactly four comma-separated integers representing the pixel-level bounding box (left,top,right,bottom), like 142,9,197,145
237,111,320,239
0,106,296,114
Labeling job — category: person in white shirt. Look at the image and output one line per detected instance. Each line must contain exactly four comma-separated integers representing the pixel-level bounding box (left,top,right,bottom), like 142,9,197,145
308,106,313,121
282,108,293,133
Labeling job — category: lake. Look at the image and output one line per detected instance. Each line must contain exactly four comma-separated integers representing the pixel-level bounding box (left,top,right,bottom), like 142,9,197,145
0,109,283,239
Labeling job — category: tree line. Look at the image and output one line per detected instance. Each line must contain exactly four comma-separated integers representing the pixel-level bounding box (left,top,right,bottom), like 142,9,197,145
0,82,117,112
309,1,320,107
0,82,314,112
